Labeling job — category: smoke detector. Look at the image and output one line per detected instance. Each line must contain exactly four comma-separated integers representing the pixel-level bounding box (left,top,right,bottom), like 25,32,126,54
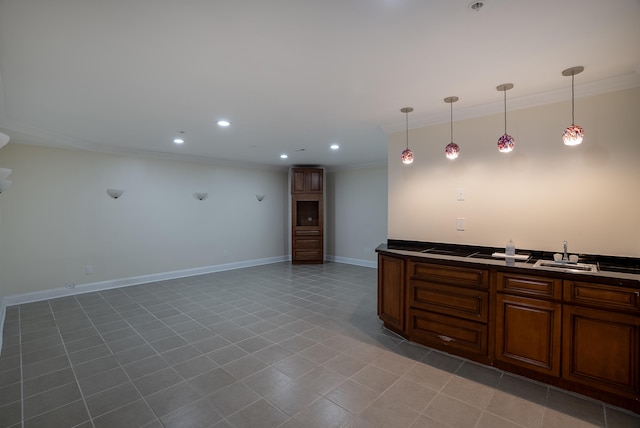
469,1,484,11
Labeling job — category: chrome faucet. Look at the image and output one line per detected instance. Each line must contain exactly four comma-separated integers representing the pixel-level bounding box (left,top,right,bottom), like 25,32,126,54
563,241,568,261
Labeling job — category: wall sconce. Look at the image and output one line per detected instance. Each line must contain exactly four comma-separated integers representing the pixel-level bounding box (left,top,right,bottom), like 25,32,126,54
0,168,13,194
256,194,265,202
0,132,9,149
106,189,124,199
193,192,208,201
0,179,12,193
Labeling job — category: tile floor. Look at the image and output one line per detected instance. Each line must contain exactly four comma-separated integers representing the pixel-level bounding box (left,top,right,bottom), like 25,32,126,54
1,262,638,428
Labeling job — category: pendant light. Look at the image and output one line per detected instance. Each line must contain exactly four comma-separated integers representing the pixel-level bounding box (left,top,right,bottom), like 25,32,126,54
496,83,515,153
400,107,414,165
444,96,460,159
562,66,585,146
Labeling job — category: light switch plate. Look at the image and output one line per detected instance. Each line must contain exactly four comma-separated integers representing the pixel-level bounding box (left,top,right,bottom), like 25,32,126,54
457,188,465,201
456,217,465,231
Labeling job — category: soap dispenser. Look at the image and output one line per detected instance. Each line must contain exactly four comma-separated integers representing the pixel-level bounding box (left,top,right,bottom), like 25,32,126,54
506,239,515,256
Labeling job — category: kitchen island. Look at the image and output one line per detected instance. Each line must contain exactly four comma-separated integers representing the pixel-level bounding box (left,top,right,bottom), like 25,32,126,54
377,240,640,414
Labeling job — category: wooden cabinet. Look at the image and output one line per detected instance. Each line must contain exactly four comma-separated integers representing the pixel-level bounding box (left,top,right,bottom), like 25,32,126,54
376,249,640,413
291,168,323,264
494,272,562,376
562,280,640,404
377,254,405,334
292,168,323,194
406,261,490,361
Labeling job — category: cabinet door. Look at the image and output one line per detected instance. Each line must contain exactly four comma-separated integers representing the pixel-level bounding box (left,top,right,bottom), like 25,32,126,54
307,169,323,193
495,294,562,376
292,169,307,193
563,305,640,396
291,168,323,194
378,254,405,333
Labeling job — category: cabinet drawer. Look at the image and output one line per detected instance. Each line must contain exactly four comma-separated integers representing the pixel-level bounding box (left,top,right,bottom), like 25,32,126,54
409,281,488,323
294,249,323,261
564,281,640,312
496,272,562,300
295,229,321,236
294,238,322,249
408,262,488,289
407,308,487,357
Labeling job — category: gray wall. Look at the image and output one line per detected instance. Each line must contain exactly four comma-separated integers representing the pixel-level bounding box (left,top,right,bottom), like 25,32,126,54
0,144,289,297
326,166,387,266
0,144,389,301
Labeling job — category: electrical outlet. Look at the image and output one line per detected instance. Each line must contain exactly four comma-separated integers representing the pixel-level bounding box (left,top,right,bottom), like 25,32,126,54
456,217,465,231
457,188,465,201
85,265,94,275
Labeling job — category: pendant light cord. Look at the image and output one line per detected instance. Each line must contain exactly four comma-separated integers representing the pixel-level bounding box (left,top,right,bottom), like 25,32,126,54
503,89,507,134
405,111,409,150
450,101,453,142
571,73,575,125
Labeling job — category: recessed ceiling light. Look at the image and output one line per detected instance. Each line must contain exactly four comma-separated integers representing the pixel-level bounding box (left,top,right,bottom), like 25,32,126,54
280,154,288,159
217,119,231,127
330,144,339,150
173,131,185,144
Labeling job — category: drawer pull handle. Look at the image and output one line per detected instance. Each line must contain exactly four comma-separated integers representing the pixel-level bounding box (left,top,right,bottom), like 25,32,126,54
438,335,454,342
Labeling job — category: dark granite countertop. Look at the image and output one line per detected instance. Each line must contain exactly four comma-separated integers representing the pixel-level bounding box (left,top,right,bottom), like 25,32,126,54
376,240,640,283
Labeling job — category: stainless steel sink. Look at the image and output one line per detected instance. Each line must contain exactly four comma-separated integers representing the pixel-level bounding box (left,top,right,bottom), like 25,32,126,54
533,260,598,273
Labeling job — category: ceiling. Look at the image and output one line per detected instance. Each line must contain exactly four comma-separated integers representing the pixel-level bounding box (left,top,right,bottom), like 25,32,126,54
0,0,639,170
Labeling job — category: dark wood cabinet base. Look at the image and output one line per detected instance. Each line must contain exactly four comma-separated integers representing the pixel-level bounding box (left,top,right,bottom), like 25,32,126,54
377,250,640,415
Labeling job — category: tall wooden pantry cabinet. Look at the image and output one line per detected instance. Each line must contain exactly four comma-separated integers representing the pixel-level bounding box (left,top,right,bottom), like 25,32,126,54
291,168,324,264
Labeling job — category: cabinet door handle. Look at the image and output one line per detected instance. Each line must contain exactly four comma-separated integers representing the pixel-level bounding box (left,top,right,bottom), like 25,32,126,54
438,335,454,342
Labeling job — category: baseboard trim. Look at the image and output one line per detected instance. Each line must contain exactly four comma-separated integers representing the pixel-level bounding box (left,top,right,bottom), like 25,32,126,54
2,256,289,308
0,298,5,355
0,254,376,355
325,255,377,269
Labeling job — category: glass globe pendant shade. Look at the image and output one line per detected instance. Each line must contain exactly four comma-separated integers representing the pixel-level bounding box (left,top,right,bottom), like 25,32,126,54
401,148,414,164
445,142,459,159
497,134,515,153
562,124,584,146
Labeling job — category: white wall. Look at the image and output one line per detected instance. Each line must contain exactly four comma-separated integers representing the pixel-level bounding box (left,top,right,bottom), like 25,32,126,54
0,144,289,297
388,87,640,257
326,166,388,266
